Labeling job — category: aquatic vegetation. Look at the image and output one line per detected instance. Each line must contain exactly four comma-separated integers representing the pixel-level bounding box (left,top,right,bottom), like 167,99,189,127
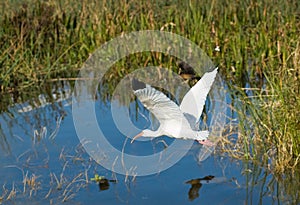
90,174,105,183
0,0,299,203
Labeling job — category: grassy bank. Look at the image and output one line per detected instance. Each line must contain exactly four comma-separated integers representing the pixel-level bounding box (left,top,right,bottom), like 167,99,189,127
0,0,299,173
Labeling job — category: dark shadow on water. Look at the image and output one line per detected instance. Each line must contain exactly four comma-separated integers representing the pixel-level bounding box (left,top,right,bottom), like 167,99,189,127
98,178,117,191
185,175,229,201
185,175,214,201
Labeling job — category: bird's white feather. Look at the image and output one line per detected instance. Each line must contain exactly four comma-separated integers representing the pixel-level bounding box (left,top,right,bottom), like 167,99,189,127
134,85,184,122
180,68,218,125
132,67,218,142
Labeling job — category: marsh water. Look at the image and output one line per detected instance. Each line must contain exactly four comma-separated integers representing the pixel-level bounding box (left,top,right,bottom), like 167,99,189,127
0,80,296,205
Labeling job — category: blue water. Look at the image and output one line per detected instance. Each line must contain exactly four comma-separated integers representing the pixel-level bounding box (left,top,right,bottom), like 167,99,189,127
0,86,285,205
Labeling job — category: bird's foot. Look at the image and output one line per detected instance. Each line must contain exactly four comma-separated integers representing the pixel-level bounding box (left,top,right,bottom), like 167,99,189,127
198,139,215,146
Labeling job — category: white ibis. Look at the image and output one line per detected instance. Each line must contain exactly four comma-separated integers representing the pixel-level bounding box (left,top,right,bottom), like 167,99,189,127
131,68,218,145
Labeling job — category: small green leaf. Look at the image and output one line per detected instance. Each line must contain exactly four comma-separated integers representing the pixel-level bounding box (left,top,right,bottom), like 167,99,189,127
91,174,105,182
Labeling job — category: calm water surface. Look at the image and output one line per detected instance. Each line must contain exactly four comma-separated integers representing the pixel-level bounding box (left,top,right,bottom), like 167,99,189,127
0,81,291,204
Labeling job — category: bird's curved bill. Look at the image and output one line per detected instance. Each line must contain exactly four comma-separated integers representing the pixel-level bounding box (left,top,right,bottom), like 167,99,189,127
131,132,144,143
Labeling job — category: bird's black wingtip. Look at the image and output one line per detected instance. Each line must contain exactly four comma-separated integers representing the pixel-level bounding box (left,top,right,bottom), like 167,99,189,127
132,78,146,91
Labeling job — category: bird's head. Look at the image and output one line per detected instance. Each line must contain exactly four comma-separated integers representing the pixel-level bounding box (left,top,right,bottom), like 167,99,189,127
130,129,157,143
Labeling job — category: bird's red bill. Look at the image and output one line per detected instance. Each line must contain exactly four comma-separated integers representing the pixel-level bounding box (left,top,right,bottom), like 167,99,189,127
131,131,144,143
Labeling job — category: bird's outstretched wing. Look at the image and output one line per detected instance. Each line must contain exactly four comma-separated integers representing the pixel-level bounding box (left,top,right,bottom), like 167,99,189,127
180,68,218,125
132,79,184,123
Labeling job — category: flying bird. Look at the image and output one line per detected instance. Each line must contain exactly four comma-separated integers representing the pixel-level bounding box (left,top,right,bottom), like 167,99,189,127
131,68,218,145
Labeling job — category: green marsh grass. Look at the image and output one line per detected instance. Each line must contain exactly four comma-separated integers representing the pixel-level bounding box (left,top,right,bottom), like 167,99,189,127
0,0,299,182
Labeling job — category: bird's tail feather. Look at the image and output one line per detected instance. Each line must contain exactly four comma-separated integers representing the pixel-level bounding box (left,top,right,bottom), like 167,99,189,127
196,130,209,141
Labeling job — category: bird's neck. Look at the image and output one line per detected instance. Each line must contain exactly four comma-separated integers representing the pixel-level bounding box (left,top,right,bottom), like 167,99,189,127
143,129,162,137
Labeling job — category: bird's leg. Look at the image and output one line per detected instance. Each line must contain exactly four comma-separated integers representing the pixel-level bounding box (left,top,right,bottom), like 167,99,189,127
198,139,215,146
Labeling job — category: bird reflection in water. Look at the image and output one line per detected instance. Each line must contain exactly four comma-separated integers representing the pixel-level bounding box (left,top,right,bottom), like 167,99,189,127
185,175,215,201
